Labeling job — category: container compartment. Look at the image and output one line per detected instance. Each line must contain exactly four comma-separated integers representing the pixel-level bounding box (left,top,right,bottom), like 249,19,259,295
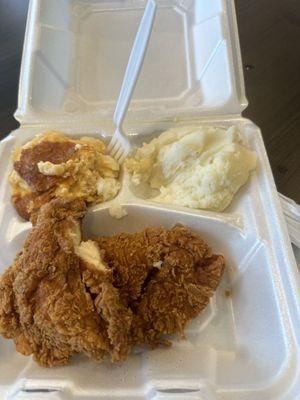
16,0,245,124
0,202,295,399
1,0,300,398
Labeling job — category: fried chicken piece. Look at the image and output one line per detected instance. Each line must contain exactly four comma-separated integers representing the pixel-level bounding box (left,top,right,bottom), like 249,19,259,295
94,283,133,361
97,231,159,302
0,199,112,366
96,227,225,347
0,197,225,367
0,262,23,345
132,252,225,346
76,240,133,361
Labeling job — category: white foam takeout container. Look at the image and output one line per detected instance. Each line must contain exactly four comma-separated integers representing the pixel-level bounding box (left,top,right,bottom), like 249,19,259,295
0,1,300,399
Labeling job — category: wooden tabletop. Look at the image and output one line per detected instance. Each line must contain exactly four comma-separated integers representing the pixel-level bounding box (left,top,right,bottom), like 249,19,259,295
0,0,299,203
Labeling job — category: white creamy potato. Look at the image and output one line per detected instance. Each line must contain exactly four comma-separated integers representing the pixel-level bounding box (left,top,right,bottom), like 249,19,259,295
126,125,257,211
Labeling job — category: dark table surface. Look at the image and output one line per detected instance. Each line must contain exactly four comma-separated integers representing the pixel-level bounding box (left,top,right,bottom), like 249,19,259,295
0,0,299,203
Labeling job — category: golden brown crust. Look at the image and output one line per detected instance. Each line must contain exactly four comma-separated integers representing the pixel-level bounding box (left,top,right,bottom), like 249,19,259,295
96,226,210,304
95,282,133,361
131,252,225,346
97,227,224,347
0,198,109,367
97,232,155,302
0,198,225,367
0,264,21,339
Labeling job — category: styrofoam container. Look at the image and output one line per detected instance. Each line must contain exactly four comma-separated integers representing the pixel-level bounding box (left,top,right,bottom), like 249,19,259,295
1,1,300,399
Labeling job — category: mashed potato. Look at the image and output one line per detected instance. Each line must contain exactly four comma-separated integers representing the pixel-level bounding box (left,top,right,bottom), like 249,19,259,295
126,125,257,211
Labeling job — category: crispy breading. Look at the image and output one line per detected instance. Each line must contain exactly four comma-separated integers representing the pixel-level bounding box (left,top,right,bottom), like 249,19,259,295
95,282,133,361
97,227,224,346
0,198,225,367
97,232,157,302
0,199,111,366
132,253,225,346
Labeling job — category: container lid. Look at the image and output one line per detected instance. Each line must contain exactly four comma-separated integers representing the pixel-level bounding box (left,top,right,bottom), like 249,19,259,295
15,0,247,126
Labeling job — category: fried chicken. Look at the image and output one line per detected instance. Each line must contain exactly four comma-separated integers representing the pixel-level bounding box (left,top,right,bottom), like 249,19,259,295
0,199,111,366
96,227,224,346
76,241,133,361
132,253,225,346
0,198,225,367
94,282,133,361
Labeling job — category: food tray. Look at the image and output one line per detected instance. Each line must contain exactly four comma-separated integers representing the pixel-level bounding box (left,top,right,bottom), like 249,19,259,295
1,1,300,399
